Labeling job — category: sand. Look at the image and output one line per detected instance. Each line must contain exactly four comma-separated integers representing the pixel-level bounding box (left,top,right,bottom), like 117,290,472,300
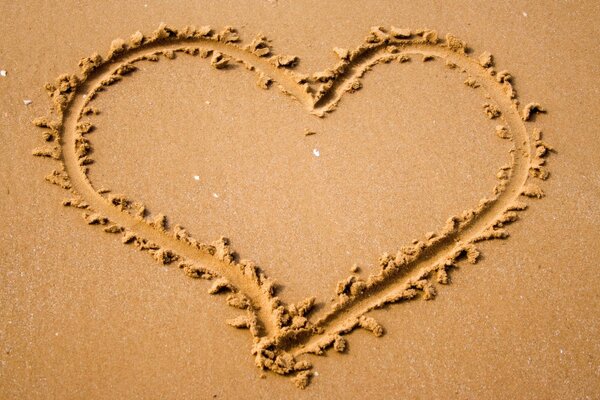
1,1,599,399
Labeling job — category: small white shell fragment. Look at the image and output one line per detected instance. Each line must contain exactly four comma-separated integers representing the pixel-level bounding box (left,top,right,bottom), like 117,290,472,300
23,99,32,105
312,148,320,157
193,175,200,181
0,70,7,77
212,192,219,198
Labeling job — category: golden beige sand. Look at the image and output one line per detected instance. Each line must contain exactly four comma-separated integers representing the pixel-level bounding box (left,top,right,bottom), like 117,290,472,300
1,1,599,398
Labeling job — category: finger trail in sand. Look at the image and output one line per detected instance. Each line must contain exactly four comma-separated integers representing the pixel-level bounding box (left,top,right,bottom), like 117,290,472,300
32,25,551,388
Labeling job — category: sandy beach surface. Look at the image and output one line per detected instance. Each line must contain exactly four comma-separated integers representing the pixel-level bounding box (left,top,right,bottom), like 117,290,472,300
1,1,599,398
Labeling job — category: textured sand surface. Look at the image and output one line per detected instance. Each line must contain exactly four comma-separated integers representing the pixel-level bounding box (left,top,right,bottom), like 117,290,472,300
1,1,599,398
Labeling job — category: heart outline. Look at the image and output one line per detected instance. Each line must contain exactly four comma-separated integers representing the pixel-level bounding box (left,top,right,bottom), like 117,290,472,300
32,24,551,388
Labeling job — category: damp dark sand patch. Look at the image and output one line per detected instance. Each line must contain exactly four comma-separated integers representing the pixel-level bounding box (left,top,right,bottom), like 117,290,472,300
32,24,550,388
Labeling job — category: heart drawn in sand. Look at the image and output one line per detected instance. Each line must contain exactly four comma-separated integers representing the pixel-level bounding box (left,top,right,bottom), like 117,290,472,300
32,24,551,388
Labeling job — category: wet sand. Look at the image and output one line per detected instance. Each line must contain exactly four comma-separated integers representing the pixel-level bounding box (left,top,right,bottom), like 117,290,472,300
1,1,599,398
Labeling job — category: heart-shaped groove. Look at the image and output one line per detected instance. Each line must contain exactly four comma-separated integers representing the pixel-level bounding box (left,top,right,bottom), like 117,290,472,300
32,24,552,388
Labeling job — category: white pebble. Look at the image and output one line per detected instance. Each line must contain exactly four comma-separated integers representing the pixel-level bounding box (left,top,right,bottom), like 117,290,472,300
0,70,6,77
23,99,32,106
312,148,320,157
522,11,528,17
193,175,200,181
212,192,219,198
